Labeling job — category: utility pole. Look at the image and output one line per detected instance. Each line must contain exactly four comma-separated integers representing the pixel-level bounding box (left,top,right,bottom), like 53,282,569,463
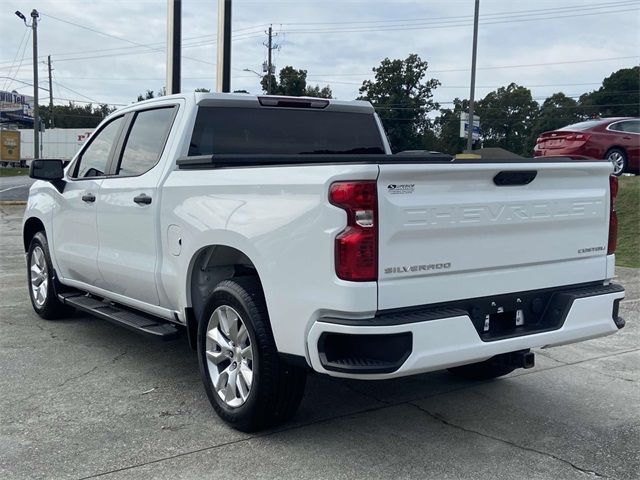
467,0,479,151
166,0,181,94
31,9,40,159
263,25,278,94
216,0,232,92
47,55,54,129
267,25,273,95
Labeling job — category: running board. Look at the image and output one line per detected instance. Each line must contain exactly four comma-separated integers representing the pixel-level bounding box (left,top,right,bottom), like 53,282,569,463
58,292,180,340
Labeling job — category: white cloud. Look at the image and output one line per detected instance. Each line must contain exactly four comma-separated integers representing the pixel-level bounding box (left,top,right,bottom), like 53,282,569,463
0,0,638,109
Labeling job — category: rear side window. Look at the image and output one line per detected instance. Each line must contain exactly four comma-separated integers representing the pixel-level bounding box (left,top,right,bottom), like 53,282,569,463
619,120,640,133
73,116,124,178
559,119,606,131
188,107,385,156
117,107,176,176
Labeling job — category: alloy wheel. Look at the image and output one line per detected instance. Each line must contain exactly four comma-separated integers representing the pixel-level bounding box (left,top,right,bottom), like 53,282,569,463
205,305,254,408
608,151,625,175
30,246,49,307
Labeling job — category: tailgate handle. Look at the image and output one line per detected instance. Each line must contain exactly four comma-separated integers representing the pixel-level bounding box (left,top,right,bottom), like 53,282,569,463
493,170,537,186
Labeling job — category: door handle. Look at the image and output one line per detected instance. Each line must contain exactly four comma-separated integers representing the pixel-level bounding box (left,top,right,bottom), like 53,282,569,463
493,170,537,186
133,193,152,205
81,193,96,203
623,136,632,140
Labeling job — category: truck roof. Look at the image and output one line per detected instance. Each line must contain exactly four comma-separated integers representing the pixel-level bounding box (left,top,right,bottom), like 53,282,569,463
193,92,376,114
122,92,375,115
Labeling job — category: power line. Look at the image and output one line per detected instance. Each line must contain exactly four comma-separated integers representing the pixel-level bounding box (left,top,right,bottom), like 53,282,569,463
277,0,638,27
0,26,265,67
280,5,639,34
0,32,265,71
232,56,640,79
53,81,99,104
2,28,30,91
316,0,639,24
2,2,635,69
4,30,32,91
40,12,218,67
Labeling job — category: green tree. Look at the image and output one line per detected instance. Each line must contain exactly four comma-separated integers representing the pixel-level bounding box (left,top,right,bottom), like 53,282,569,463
136,89,155,102
39,102,115,129
529,92,583,144
475,83,539,156
430,98,469,154
260,66,333,98
580,66,640,117
304,84,333,99
358,54,440,152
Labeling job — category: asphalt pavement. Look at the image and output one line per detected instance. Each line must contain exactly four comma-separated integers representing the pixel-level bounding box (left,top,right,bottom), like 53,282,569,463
0,175,34,202
0,204,638,480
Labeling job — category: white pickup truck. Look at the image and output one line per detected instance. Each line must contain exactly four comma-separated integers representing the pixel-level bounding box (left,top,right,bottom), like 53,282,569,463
23,93,625,431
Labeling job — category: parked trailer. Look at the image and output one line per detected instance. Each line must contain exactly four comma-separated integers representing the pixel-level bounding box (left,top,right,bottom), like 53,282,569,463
16,128,94,163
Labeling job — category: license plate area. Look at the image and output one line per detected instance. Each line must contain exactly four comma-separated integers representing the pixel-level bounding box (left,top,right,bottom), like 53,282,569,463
468,290,562,341
484,309,524,336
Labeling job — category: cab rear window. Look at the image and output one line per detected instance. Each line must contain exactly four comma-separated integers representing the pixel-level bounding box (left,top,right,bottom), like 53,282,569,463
188,107,385,156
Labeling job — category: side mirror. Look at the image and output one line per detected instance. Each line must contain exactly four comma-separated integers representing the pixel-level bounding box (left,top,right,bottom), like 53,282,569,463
29,159,66,193
29,159,64,181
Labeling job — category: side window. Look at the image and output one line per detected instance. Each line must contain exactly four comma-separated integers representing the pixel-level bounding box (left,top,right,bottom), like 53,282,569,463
621,120,640,134
73,116,124,178
116,107,176,177
609,122,624,132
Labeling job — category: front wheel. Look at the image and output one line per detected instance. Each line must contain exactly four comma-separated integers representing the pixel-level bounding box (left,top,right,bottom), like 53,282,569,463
606,148,627,176
197,277,307,432
27,231,75,319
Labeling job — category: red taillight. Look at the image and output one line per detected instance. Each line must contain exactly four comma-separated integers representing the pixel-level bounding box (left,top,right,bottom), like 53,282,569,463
565,133,591,142
329,181,377,281
608,175,618,255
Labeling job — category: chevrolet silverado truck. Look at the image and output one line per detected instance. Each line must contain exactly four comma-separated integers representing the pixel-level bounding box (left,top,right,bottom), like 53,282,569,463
23,93,625,431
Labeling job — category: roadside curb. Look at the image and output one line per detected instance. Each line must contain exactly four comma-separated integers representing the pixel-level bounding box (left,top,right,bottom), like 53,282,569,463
0,201,27,206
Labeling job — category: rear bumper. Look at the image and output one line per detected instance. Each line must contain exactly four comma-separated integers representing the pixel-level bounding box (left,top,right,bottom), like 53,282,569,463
307,283,625,379
533,145,594,158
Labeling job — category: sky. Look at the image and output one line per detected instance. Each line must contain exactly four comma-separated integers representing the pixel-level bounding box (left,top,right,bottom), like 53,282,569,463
0,0,639,111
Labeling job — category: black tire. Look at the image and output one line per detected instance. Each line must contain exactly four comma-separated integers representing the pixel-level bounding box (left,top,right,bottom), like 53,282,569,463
197,277,307,432
26,231,75,320
447,357,516,381
605,148,627,176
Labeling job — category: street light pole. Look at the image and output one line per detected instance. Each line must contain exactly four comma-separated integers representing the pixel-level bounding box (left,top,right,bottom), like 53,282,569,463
30,10,40,159
16,10,40,158
467,0,479,151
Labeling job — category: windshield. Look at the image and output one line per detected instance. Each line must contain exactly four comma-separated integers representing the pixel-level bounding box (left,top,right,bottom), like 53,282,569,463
558,119,605,131
188,107,385,156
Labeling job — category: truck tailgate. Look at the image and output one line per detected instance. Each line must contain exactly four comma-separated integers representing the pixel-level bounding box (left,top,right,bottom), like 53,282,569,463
377,161,613,310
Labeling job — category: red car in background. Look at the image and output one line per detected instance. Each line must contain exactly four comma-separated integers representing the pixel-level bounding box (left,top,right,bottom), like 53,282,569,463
534,117,640,175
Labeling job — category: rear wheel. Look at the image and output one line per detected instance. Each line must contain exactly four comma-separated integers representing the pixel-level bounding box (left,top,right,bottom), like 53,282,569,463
197,277,307,432
606,148,627,176
448,357,516,381
27,232,75,319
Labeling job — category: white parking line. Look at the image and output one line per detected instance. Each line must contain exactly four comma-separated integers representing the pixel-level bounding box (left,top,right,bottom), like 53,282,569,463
0,185,26,194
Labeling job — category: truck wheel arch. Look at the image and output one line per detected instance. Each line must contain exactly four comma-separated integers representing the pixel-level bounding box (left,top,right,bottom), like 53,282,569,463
187,244,265,327
23,217,46,252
